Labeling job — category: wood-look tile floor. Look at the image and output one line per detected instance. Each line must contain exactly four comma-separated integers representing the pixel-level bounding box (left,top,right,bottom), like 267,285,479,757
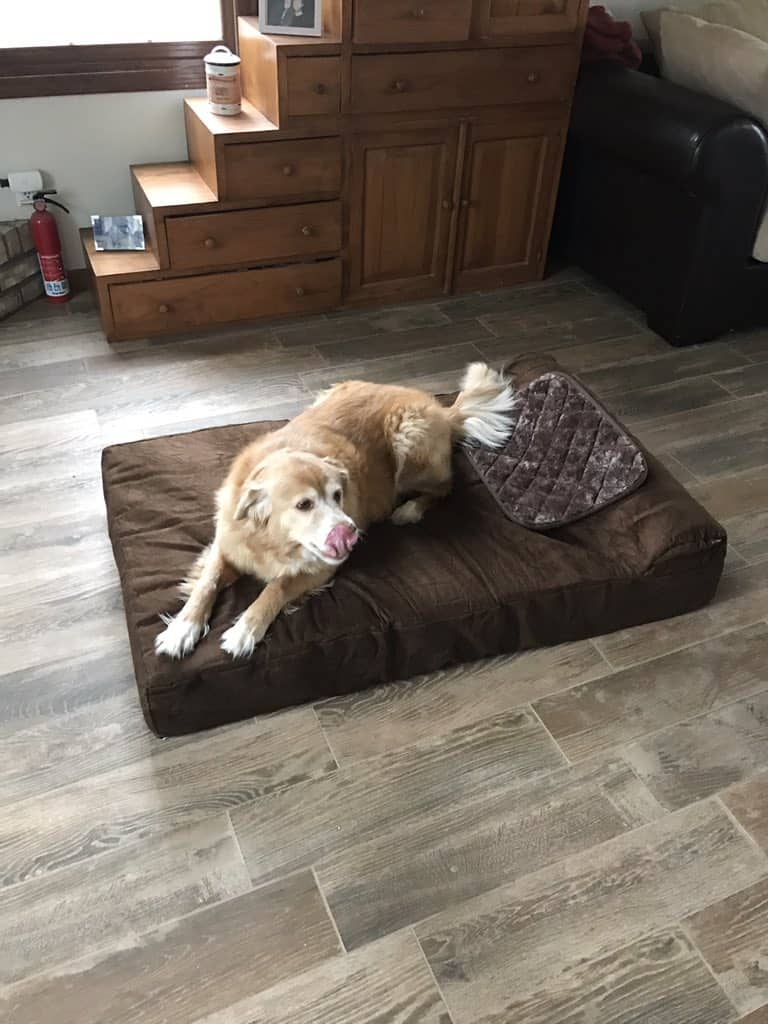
2,273,768,1024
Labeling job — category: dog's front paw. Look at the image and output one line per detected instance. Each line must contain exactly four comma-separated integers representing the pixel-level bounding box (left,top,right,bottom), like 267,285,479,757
221,614,266,659
391,499,424,526
155,613,206,659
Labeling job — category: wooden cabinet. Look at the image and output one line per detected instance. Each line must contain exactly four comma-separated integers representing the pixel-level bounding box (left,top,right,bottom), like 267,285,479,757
109,260,342,339
347,124,459,303
348,118,564,302
353,0,473,44
476,0,583,36
454,119,564,290
221,138,343,202
284,56,342,117
349,47,574,115
166,201,342,271
87,6,588,341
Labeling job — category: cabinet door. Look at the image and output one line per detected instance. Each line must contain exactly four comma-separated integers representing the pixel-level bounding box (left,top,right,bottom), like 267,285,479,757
454,120,563,292
477,0,584,36
347,125,459,304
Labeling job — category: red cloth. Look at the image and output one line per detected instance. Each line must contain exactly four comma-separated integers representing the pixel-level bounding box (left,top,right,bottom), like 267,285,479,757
582,4,642,70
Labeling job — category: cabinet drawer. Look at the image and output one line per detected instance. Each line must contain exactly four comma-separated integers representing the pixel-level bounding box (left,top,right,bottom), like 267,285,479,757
222,137,342,202
353,0,472,43
166,201,342,271
285,57,341,117
109,260,342,337
350,47,575,114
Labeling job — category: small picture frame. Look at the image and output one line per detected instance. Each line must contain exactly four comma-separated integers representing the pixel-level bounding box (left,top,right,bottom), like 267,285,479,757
91,215,146,252
260,0,322,36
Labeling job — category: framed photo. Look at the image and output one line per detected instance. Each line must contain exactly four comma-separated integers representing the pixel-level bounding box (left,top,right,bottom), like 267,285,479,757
260,0,322,36
90,215,146,252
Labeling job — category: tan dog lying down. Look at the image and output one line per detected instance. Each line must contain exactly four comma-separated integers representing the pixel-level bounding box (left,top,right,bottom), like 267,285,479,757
156,362,513,660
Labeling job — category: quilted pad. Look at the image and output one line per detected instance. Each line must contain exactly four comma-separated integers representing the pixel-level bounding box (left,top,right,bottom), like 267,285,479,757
468,371,648,530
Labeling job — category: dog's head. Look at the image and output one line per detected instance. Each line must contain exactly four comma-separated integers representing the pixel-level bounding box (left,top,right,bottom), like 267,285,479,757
233,449,359,565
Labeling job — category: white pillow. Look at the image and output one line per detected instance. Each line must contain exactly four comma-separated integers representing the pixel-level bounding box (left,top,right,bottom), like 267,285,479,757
704,0,768,42
642,1,768,60
660,12,768,124
661,11,768,261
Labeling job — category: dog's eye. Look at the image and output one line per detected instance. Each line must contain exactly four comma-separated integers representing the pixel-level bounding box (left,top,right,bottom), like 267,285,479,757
296,498,314,512
333,489,342,503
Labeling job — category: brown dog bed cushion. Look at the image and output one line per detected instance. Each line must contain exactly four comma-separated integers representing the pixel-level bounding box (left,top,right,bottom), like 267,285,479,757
102,355,727,737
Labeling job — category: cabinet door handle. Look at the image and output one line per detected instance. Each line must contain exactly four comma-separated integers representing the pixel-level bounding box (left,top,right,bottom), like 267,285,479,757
527,71,540,84
282,164,295,176
391,79,409,93
300,225,313,237
412,6,426,17
203,237,216,249
442,199,453,210
460,198,472,209
314,82,327,95
158,303,170,314
295,286,306,297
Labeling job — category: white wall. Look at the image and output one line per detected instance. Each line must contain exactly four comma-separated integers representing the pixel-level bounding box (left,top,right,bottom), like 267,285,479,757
0,89,204,269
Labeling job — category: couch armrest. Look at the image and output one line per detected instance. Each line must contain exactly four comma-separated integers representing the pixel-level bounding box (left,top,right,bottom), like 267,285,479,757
572,63,768,193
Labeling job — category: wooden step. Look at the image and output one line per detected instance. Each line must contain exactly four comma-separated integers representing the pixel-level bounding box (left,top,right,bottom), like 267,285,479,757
131,163,217,268
238,16,342,127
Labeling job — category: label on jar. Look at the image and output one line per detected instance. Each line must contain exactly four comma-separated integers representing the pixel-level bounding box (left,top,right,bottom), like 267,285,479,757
206,68,241,107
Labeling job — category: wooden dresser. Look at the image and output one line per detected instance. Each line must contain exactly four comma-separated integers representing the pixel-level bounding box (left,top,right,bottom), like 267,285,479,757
84,0,587,341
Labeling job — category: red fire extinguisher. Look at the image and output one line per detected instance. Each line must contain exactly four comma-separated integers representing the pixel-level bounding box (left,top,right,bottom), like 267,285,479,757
30,191,71,304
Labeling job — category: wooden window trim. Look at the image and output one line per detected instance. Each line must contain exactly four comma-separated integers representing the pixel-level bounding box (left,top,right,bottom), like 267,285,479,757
0,0,259,99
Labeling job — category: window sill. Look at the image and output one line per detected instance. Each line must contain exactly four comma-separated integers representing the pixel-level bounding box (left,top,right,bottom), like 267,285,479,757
0,42,218,99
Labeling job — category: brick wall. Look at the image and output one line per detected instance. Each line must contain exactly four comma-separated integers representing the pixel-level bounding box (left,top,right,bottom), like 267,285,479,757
0,219,44,320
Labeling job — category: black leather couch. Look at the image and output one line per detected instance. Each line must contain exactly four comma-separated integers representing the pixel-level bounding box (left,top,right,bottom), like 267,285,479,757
553,61,768,345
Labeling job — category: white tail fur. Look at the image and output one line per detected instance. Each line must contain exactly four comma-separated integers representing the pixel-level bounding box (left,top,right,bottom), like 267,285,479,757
448,362,515,448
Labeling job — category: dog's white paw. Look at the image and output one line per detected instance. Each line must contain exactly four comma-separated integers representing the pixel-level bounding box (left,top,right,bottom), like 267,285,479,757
221,615,266,659
155,614,205,659
391,500,424,526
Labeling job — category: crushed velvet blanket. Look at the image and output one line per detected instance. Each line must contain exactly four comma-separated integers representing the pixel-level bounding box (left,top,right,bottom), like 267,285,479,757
468,370,648,530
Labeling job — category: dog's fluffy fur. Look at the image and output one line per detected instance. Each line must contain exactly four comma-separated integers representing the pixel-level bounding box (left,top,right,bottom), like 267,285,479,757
156,362,513,660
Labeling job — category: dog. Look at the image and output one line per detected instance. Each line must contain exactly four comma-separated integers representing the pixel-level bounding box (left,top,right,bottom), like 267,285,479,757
155,362,513,660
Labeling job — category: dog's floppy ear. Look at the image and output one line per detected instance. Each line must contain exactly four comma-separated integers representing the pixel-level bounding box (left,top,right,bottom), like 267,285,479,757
322,456,349,480
234,468,271,522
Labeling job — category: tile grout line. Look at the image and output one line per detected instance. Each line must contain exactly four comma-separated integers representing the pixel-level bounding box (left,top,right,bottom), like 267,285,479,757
410,925,458,1023
224,809,250,877
527,703,573,766
592,615,768,675
311,865,348,956
565,678,768,772
590,637,618,672
677,918,743,1017
312,705,341,770
714,793,768,862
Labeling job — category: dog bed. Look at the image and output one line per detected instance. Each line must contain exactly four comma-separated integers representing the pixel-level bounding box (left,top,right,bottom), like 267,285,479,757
102,354,727,737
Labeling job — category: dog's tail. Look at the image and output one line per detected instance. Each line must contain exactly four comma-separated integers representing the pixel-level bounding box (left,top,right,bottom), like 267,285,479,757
447,362,514,448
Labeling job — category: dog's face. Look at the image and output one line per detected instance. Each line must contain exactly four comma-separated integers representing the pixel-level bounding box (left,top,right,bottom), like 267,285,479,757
234,450,359,565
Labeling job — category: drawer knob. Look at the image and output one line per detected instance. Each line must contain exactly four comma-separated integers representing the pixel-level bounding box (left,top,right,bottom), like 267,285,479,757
282,164,295,176
158,303,170,314
460,198,472,209
295,286,306,297
412,6,426,16
392,79,409,93
203,237,216,249
314,82,327,95
301,225,314,237
527,71,540,84
442,199,453,210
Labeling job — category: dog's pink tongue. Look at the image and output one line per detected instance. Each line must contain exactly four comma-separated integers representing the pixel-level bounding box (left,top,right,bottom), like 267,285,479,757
325,523,358,558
